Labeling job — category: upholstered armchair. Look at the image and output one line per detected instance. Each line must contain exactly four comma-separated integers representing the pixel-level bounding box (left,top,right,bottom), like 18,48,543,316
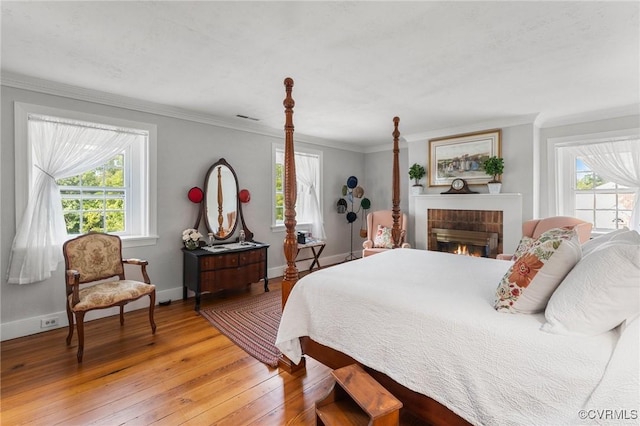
497,216,593,260
362,210,411,257
63,232,156,362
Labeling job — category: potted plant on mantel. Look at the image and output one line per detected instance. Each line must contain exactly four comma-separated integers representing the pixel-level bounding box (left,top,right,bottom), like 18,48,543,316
482,156,504,194
409,163,426,195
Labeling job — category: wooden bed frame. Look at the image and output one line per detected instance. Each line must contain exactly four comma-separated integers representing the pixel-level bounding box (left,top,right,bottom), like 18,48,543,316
278,78,470,426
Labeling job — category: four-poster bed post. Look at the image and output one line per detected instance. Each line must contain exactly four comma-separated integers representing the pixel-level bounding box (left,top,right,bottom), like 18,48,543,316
278,77,305,372
391,116,402,248
281,77,299,309
276,79,468,424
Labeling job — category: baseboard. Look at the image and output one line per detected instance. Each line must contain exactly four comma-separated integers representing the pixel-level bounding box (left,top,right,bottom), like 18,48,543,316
0,286,184,342
267,251,353,278
1,251,354,341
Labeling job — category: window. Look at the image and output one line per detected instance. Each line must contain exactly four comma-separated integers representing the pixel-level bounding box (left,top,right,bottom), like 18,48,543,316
10,103,157,284
274,156,285,224
14,103,157,247
571,157,635,231
57,153,128,234
552,131,639,235
272,144,325,239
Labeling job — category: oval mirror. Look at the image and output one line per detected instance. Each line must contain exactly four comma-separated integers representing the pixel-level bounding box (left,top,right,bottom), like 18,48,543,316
204,159,239,239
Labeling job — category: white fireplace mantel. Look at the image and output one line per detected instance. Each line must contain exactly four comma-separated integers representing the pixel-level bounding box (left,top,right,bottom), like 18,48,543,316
413,193,523,254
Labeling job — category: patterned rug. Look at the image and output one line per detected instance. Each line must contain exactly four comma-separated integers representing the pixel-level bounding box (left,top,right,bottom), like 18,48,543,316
200,291,282,367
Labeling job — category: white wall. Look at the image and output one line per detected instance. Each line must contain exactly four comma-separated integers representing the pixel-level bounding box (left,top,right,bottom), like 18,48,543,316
405,121,536,247
363,146,409,213
0,85,364,339
405,114,639,247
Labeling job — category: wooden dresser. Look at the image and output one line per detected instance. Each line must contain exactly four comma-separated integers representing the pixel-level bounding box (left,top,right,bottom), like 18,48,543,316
182,242,269,311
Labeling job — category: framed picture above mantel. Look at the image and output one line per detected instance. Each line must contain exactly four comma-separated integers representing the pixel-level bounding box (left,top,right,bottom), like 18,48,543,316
428,129,501,187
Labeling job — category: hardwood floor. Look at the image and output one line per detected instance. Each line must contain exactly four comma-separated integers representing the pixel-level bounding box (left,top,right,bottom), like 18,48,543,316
1,278,427,425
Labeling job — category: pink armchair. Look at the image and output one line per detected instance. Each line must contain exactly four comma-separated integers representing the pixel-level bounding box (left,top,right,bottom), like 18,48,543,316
498,216,592,260
362,210,411,257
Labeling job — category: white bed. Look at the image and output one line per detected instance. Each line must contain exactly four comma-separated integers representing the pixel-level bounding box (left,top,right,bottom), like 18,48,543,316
276,248,638,425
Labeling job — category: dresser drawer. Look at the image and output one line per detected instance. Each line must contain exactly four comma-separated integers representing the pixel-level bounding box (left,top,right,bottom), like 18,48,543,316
214,269,250,289
200,270,247,291
239,248,266,264
243,262,265,283
200,253,238,270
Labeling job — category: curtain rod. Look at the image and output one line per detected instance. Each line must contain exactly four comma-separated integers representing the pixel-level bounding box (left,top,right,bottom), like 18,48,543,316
28,113,148,137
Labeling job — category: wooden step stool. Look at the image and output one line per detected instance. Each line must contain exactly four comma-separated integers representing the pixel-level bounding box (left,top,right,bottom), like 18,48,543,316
315,363,403,426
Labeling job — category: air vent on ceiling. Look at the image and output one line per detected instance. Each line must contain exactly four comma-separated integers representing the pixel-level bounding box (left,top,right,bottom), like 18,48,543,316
236,114,260,121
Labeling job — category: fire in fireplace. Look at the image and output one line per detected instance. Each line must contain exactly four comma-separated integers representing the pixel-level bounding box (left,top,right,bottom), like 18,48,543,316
454,244,470,256
432,228,499,258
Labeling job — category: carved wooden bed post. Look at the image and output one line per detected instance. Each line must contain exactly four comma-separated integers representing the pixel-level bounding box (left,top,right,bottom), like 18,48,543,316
281,77,299,308
391,117,402,248
279,77,305,373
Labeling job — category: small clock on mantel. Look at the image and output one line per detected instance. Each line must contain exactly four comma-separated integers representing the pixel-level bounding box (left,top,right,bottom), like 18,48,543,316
441,178,477,194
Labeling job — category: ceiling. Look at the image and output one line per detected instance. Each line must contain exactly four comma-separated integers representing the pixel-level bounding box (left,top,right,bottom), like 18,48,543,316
2,1,639,149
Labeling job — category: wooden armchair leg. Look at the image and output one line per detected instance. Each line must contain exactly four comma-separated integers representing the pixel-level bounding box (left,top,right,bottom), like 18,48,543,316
119,306,125,326
149,291,157,334
66,305,74,345
75,311,86,363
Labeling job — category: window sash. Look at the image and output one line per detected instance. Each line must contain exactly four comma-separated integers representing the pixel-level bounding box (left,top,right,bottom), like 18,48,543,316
57,152,130,235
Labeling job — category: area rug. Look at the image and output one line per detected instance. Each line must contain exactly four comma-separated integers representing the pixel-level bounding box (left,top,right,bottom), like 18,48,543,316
200,291,282,367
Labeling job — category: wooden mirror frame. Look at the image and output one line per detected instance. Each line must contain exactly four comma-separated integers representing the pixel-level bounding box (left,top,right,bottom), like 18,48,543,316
202,158,253,241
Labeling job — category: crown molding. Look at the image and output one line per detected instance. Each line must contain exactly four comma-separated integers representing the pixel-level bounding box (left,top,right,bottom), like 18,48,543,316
535,104,640,128
404,113,540,143
403,104,640,143
363,138,408,154
1,71,367,153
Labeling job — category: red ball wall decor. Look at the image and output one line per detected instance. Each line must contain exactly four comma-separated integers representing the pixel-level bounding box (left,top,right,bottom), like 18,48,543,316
239,189,251,203
187,187,204,203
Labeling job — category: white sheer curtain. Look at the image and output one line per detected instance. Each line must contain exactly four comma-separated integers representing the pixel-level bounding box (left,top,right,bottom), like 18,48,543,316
567,139,640,232
295,152,326,240
7,115,141,284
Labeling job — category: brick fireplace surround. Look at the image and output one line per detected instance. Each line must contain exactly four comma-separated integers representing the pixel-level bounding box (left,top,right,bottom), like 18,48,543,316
412,193,523,255
429,209,503,257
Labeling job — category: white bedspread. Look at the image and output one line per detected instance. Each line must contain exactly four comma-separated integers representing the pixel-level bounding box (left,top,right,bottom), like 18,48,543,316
276,249,635,425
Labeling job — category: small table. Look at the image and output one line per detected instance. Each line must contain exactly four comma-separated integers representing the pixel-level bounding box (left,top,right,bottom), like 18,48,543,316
296,240,326,272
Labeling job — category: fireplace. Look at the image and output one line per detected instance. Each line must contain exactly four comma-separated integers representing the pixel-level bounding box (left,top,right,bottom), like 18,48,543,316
427,208,503,258
413,193,522,255
432,228,498,258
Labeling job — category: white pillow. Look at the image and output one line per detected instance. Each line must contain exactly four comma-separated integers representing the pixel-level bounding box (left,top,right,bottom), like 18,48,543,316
581,228,639,257
542,242,640,336
583,314,640,417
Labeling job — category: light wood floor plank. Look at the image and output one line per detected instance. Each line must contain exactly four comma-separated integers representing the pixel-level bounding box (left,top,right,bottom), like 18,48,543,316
1,280,426,425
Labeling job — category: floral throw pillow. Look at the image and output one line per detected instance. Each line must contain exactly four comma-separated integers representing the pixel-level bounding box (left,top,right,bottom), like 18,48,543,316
512,236,536,260
494,227,581,314
373,225,393,248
